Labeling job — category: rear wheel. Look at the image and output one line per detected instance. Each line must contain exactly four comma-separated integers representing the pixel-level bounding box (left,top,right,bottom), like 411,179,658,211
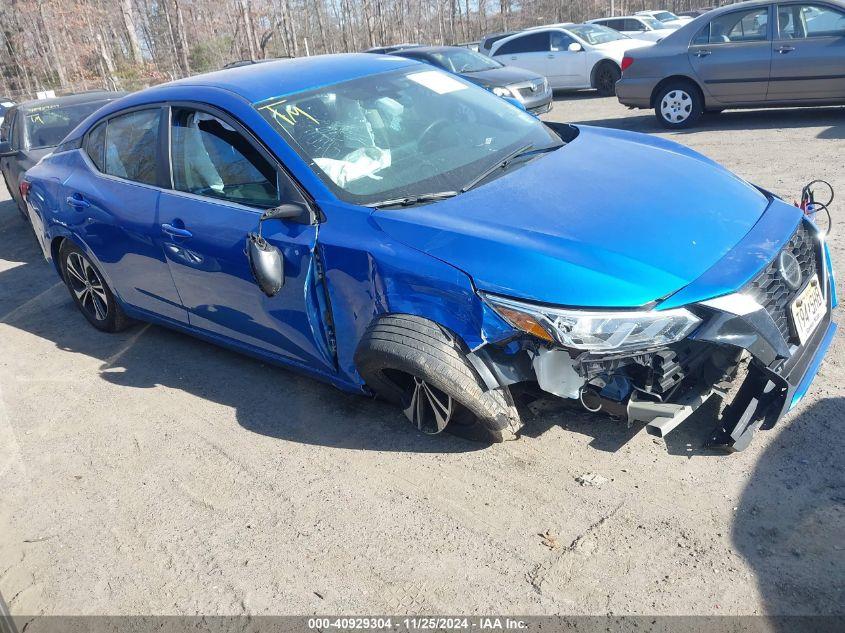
654,82,703,129
59,242,131,333
594,62,621,97
355,314,522,443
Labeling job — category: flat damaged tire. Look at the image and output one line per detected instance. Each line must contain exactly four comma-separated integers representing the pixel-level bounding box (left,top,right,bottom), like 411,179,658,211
355,314,522,443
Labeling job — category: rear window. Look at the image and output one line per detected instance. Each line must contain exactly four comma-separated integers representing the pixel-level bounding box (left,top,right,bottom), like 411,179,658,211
24,100,110,150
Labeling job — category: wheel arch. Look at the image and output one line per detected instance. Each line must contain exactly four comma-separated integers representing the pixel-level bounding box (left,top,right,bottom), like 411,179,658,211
649,75,704,108
50,231,123,303
590,58,621,89
314,223,519,388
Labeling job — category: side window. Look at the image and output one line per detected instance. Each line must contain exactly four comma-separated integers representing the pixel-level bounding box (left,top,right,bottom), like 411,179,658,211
550,31,575,51
697,8,770,44
625,19,647,31
170,107,284,208
104,109,160,185
84,121,107,172
779,4,845,38
495,32,550,55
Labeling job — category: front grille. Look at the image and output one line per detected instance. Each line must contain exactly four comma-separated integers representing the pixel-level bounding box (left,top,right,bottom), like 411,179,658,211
516,80,545,98
746,221,819,343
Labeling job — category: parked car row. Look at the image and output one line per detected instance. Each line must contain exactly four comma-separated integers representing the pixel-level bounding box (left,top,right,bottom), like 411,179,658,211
365,8,710,107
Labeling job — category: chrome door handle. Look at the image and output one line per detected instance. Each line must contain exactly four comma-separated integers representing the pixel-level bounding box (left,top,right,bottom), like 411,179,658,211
777,45,795,54
694,49,711,57
547,54,555,58
161,223,192,238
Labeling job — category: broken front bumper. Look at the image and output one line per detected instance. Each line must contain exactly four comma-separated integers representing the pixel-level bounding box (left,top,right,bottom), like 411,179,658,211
472,215,837,452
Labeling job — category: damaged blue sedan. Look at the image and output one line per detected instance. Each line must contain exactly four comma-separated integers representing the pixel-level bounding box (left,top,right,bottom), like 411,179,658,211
22,54,837,451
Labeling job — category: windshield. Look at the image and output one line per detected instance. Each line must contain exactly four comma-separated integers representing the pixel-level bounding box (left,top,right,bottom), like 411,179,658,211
640,16,665,29
255,67,559,205
567,24,629,44
653,11,678,22
24,101,109,150
428,49,502,73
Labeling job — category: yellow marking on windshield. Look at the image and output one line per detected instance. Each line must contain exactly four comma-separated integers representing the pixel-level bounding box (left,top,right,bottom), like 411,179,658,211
258,99,319,127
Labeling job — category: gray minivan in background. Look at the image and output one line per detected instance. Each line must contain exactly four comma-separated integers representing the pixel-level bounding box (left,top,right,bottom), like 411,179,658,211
616,0,845,128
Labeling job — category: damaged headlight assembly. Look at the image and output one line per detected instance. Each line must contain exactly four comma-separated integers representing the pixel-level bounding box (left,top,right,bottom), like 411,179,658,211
482,293,701,352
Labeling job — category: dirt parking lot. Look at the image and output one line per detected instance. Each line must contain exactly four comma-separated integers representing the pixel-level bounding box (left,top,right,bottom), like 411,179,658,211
1,95,843,619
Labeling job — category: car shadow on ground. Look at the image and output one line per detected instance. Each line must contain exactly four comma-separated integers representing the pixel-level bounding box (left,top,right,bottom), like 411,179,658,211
733,396,845,619
561,102,845,139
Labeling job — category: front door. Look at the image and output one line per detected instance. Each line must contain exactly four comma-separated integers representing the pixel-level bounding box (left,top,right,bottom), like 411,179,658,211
157,105,335,372
547,31,588,88
768,2,845,100
689,5,773,104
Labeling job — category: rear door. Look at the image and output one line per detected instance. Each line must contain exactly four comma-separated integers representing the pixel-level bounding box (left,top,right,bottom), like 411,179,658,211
156,105,335,371
63,107,188,323
768,2,845,100
492,32,552,81
688,5,773,104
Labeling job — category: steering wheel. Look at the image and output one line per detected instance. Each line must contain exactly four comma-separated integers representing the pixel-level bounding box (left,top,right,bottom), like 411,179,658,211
418,119,452,153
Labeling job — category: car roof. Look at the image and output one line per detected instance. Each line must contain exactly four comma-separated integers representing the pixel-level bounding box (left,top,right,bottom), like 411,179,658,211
157,53,417,103
14,90,124,112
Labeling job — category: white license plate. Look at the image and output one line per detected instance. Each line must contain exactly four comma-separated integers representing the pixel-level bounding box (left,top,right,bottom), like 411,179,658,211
790,274,826,345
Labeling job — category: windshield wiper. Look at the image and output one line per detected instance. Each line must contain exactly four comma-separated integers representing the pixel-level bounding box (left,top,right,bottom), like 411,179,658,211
369,190,459,209
460,142,562,193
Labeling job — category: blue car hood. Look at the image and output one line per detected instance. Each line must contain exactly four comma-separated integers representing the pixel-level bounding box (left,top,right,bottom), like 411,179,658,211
373,125,771,308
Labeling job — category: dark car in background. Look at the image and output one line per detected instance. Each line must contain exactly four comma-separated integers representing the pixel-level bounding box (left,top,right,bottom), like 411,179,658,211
616,0,845,128
0,91,124,216
393,45,553,114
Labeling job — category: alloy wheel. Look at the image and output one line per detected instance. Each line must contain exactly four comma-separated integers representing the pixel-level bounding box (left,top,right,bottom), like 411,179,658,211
598,69,615,94
65,252,109,321
402,376,454,435
660,89,692,123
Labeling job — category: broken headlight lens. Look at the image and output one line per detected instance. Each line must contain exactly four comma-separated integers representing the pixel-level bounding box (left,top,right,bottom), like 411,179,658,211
483,294,701,352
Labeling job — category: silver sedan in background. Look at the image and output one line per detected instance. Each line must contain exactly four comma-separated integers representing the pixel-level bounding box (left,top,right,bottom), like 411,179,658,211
616,0,845,128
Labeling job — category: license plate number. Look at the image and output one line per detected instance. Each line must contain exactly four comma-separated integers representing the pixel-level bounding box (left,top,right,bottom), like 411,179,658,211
790,274,825,345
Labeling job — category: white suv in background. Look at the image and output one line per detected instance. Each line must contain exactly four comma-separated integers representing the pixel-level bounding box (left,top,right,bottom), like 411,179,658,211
586,16,676,41
488,23,654,95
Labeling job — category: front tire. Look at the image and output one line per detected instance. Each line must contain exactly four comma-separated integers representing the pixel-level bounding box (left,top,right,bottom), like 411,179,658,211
594,62,621,97
59,241,131,332
654,82,703,129
355,314,522,443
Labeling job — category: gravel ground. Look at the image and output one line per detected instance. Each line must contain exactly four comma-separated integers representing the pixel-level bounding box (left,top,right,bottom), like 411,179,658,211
0,95,843,619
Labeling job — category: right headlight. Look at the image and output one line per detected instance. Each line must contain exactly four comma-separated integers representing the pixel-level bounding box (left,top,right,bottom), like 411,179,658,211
483,293,701,353
492,86,514,98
